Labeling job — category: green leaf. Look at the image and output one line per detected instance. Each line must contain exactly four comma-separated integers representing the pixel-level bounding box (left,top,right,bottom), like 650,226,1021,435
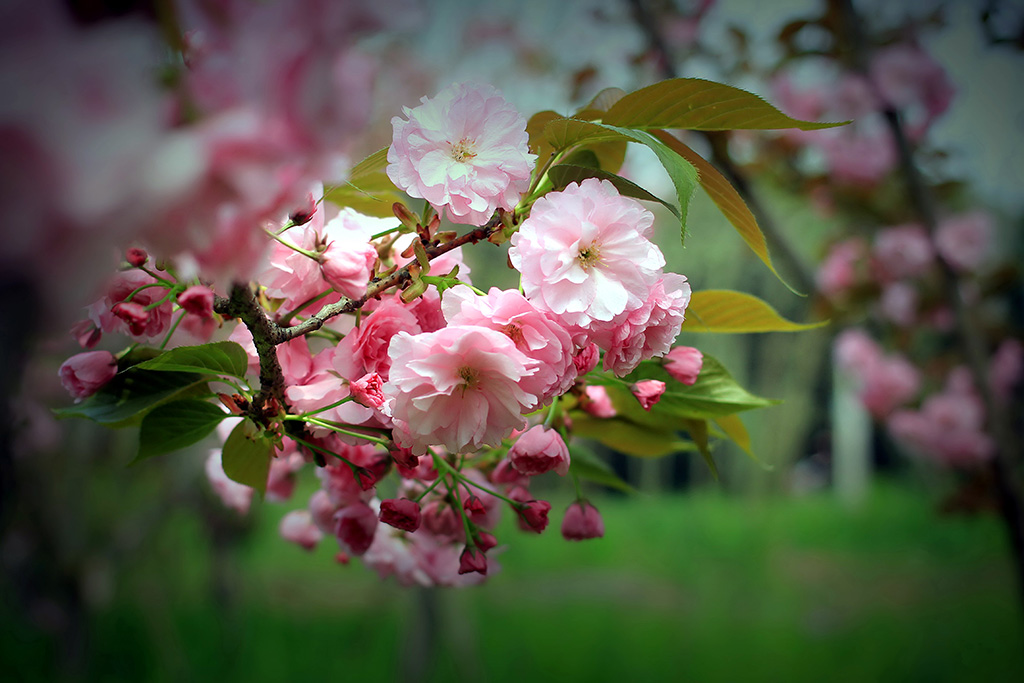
221,420,272,497
590,355,778,420
650,131,795,289
548,165,680,218
682,290,827,333
681,418,718,480
55,370,210,427
543,119,699,241
324,147,404,218
133,341,249,378
603,78,847,131
569,410,693,457
136,399,228,462
527,110,562,162
714,413,771,469
568,443,636,493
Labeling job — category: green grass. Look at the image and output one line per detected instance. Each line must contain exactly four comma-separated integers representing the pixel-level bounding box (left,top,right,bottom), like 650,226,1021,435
3,483,1022,682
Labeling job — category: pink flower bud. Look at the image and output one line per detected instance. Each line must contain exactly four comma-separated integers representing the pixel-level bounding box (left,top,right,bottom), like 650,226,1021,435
508,488,551,533
380,498,421,532
664,346,703,385
59,350,118,400
279,510,323,550
334,502,378,556
573,342,600,375
631,379,666,411
177,285,214,318
350,372,387,411
476,531,498,553
508,425,571,477
458,545,488,576
111,301,150,336
561,502,605,541
421,501,463,541
126,247,148,267
580,385,616,418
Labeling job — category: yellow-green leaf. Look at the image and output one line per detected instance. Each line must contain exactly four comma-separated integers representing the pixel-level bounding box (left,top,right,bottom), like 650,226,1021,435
221,419,272,497
651,131,791,287
603,78,847,131
682,418,718,479
325,147,404,218
682,290,827,333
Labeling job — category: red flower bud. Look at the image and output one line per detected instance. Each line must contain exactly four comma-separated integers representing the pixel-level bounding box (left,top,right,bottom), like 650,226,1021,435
126,247,148,267
111,301,150,336
458,545,488,576
380,498,421,532
177,285,214,318
630,379,666,411
561,502,605,541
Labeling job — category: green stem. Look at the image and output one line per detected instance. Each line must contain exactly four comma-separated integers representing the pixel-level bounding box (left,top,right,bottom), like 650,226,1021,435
158,310,187,351
297,395,356,418
279,289,334,326
264,229,321,261
289,434,359,472
432,453,523,509
284,415,390,447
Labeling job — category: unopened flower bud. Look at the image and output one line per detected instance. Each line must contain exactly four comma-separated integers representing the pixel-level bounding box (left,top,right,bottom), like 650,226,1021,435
580,385,616,418
177,285,214,318
350,372,388,412
631,379,666,411
508,425,571,476
458,545,488,576
59,350,118,400
126,247,148,267
508,487,551,534
573,342,600,376
380,498,421,532
334,502,377,556
561,501,605,541
664,346,703,385
476,531,498,553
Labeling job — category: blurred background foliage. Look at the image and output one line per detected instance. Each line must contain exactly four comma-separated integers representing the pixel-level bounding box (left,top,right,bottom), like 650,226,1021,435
3,0,1023,680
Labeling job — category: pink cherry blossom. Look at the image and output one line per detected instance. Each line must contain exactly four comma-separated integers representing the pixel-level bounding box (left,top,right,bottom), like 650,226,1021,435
507,425,571,477
573,342,601,376
990,339,1023,400
205,450,253,515
385,325,539,455
319,208,389,297
816,238,866,298
387,82,535,225
561,502,605,541
510,179,665,328
589,273,691,376
333,296,422,381
59,350,118,400
872,224,934,281
935,212,993,273
631,379,666,411
664,346,703,385
279,510,323,550
581,385,617,418
442,286,577,404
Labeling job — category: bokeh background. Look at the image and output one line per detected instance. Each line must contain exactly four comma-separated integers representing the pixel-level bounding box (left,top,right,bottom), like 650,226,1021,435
2,0,1023,680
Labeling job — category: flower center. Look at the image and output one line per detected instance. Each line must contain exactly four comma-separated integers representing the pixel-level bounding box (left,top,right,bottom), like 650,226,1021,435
457,365,479,395
577,244,601,271
503,322,525,346
450,138,477,163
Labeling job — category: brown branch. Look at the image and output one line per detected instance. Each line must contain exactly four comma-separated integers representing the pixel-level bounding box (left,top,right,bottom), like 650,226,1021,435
212,215,506,424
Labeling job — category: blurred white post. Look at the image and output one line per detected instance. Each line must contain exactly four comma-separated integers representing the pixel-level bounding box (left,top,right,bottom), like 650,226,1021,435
833,360,871,508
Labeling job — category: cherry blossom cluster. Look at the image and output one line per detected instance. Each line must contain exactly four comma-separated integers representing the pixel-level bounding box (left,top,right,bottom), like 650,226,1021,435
59,80,708,586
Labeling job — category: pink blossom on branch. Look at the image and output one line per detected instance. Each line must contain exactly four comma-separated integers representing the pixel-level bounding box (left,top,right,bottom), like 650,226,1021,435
510,178,665,329
385,325,539,455
387,82,535,225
